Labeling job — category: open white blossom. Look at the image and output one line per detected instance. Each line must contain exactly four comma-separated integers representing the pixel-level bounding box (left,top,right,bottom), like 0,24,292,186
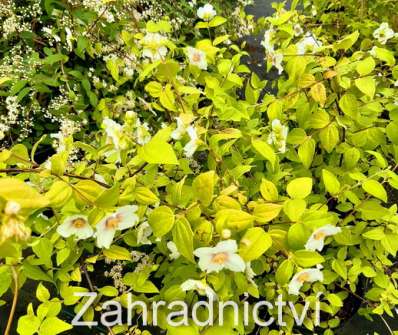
136,221,152,245
187,47,207,70
184,126,200,158
142,32,168,61
194,239,245,273
373,22,395,45
181,279,217,300
305,224,341,252
296,33,322,55
57,215,94,241
96,206,139,249
288,268,323,295
167,241,181,260
267,119,288,153
197,4,216,21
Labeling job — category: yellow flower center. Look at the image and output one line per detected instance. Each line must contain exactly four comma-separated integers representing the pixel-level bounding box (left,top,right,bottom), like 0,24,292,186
212,252,229,264
105,214,122,229
314,231,327,240
297,272,310,283
72,218,86,228
192,53,202,62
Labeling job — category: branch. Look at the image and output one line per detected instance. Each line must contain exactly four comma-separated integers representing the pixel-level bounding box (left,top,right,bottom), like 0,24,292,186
4,266,19,335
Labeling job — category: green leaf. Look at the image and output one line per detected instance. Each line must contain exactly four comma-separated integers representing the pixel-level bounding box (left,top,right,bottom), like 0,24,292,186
215,209,254,232
192,171,217,207
36,283,50,302
148,206,175,238
310,82,327,106
123,272,159,293
275,259,294,285
45,181,72,208
98,286,119,297
252,139,276,169
363,227,385,240
103,245,132,261
319,123,339,153
293,250,324,267
173,217,194,262
17,314,41,335
362,180,387,202
39,317,72,335
239,227,272,261
356,57,375,76
298,138,315,169
260,178,278,201
209,16,227,27
371,47,395,66
332,259,347,279
0,178,49,209
322,169,341,195
138,135,179,165
355,77,375,98
252,203,283,224
283,199,306,222
333,31,359,51
287,223,309,250
286,177,313,199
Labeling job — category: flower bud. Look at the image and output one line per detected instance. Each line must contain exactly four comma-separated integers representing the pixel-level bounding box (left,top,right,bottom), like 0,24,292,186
5,201,21,216
221,229,231,239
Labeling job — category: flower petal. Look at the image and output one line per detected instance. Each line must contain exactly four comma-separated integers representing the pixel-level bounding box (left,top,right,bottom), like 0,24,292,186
225,253,246,272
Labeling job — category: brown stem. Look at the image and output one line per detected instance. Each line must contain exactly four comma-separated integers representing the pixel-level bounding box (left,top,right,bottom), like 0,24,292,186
0,168,111,189
4,266,19,335
81,264,115,335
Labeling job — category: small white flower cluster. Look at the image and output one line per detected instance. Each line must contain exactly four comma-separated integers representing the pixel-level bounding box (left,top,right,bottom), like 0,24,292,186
0,96,25,141
262,28,284,74
104,262,127,292
51,118,80,153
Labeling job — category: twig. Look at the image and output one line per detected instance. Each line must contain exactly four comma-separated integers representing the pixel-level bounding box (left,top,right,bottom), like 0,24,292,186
81,264,115,335
379,314,394,335
4,266,19,335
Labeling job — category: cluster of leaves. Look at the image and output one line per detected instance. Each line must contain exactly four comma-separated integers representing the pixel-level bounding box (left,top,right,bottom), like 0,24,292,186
0,0,398,335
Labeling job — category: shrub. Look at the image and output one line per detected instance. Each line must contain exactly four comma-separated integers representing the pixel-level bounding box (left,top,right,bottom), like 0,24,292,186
1,1,398,335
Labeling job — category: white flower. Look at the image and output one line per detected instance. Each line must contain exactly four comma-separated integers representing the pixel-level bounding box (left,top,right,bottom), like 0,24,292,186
296,33,322,55
305,224,341,252
293,24,303,36
4,201,21,216
246,262,256,284
181,279,217,301
134,119,151,145
187,47,207,70
197,4,216,21
193,239,246,273
142,32,168,61
288,268,323,295
102,117,124,150
267,51,284,75
184,126,200,158
65,27,74,51
373,22,395,45
171,117,188,140
136,221,152,245
261,28,274,53
96,206,139,249
167,241,181,260
267,119,288,153
394,80,398,87
311,6,317,16
57,215,94,241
